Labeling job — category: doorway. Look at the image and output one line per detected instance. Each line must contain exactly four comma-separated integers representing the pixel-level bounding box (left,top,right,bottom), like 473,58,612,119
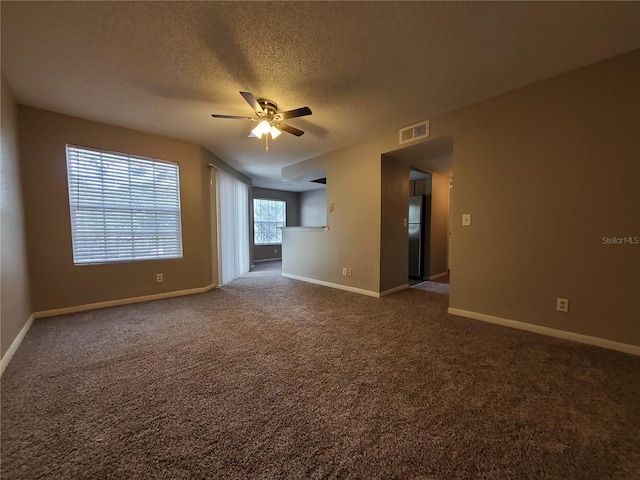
383,137,453,293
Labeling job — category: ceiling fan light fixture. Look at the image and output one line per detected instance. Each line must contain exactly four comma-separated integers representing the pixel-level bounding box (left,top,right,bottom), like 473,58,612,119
270,125,282,139
251,119,271,138
212,92,312,150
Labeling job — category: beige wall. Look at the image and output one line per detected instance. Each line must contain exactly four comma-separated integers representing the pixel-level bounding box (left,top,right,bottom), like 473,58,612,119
18,107,220,312
300,189,327,227
429,173,450,277
282,139,388,294
1,77,32,358
380,155,409,292
283,50,639,345
437,49,640,345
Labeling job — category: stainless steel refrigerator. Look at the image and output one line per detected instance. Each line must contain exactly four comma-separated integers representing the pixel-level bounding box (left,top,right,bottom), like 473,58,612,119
408,195,428,279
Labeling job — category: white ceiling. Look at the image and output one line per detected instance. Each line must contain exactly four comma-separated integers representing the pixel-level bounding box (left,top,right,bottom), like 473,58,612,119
2,1,638,191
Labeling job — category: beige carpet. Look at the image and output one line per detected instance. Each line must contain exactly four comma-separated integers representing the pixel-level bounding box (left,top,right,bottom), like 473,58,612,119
2,268,639,479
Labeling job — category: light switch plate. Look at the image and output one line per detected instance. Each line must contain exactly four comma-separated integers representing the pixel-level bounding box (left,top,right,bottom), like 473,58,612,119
462,214,472,226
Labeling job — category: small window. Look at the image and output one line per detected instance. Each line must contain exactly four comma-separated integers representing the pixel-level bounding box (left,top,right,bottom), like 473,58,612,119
66,145,183,264
253,199,286,245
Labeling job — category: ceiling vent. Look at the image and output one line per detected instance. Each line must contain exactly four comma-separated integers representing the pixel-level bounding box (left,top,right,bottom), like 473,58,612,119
399,120,430,144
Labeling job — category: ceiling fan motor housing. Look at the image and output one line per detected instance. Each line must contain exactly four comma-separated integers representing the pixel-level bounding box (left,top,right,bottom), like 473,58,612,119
257,99,280,121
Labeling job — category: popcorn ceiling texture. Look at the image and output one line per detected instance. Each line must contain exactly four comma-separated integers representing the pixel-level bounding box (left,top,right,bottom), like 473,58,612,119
2,266,639,479
1,2,639,189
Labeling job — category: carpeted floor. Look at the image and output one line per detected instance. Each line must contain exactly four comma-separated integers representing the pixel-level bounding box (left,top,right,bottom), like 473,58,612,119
410,281,450,295
2,267,639,479
250,260,283,275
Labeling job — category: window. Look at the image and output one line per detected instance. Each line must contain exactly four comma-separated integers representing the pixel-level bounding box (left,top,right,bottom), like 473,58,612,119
253,199,286,245
66,145,183,264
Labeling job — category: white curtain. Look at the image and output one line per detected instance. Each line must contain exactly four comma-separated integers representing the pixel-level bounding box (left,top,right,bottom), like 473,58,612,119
215,169,250,285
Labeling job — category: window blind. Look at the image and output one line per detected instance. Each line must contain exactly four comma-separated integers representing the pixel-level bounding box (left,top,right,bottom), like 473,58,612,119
66,145,183,264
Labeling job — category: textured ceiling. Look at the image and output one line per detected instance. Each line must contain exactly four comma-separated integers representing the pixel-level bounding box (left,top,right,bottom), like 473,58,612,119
2,1,639,191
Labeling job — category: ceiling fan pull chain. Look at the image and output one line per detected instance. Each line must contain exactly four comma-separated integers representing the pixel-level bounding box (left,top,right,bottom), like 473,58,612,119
265,134,269,152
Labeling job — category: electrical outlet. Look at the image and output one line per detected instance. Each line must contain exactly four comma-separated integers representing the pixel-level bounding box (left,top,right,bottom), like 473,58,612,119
156,273,163,283
556,298,569,312
347,268,352,277
462,214,472,226
342,267,347,276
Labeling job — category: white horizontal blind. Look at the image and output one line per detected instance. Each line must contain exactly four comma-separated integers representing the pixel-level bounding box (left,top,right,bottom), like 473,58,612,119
66,145,183,264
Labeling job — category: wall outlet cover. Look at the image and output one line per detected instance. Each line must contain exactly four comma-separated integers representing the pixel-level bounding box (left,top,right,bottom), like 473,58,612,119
556,298,569,312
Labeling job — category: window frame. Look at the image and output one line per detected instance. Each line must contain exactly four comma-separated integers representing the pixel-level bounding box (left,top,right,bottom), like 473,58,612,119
253,198,287,246
65,144,184,265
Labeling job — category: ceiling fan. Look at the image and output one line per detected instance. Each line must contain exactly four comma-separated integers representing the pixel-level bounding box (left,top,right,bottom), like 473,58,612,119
211,91,312,151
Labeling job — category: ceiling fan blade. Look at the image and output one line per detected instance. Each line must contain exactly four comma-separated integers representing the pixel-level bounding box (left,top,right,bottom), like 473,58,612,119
278,123,305,137
211,114,253,120
278,106,312,120
240,91,264,114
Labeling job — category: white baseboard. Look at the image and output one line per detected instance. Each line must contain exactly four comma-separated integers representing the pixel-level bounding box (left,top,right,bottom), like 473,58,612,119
34,284,217,319
1,314,34,377
282,273,380,298
430,271,449,281
254,258,282,263
380,284,409,297
448,308,640,356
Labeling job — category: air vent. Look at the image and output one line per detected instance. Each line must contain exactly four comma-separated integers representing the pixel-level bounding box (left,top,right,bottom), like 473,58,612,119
399,120,430,144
